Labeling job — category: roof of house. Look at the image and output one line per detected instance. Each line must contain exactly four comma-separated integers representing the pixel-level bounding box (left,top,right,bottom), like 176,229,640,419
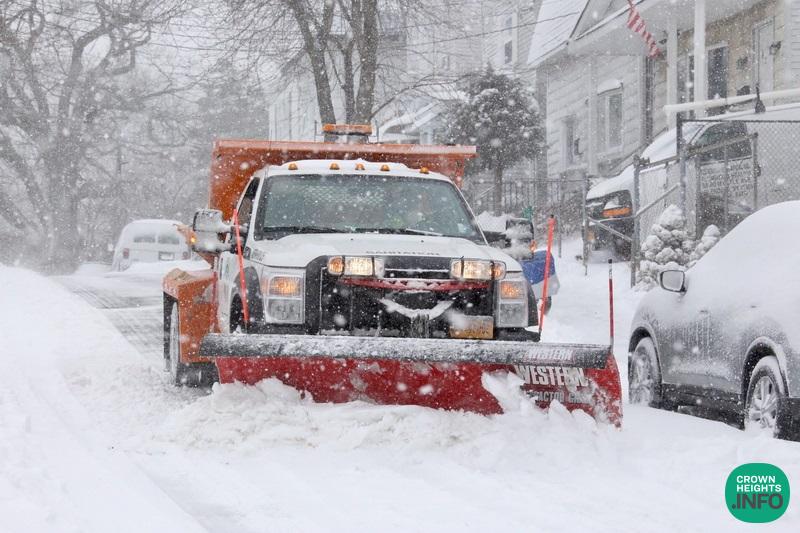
526,0,588,68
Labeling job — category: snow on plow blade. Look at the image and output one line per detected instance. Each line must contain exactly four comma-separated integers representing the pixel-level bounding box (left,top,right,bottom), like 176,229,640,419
199,334,622,425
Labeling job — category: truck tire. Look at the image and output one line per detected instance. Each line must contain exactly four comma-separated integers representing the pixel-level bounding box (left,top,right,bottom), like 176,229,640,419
745,356,787,438
165,300,216,387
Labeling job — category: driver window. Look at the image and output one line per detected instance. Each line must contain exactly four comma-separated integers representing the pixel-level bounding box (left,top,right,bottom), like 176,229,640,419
237,178,259,226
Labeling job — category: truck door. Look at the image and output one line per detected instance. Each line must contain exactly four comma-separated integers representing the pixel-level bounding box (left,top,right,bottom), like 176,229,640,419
218,178,260,331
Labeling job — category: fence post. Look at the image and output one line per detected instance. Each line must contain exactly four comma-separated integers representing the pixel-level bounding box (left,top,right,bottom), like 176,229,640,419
677,114,687,214
695,154,702,239
751,132,759,210
558,172,564,258
723,143,730,233
582,173,589,276
631,156,641,288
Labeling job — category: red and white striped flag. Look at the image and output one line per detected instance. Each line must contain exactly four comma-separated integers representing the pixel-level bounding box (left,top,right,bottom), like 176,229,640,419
627,0,661,58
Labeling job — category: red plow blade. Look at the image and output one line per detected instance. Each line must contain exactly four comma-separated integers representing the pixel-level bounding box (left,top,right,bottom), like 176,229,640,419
199,334,622,426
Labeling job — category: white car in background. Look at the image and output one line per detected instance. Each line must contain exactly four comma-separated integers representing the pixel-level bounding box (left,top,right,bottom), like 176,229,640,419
111,219,190,271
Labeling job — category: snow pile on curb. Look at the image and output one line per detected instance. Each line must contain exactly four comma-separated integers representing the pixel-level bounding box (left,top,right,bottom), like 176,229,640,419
155,374,610,463
0,266,205,533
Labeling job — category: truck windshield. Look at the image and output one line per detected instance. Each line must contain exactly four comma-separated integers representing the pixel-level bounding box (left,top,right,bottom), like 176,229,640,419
257,174,483,242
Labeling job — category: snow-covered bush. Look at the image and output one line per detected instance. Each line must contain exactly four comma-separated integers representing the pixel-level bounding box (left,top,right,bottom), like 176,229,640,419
636,205,694,290
688,225,720,268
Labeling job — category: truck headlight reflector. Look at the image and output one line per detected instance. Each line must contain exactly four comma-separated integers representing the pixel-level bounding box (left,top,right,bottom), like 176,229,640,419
499,280,525,300
451,259,505,280
328,256,385,277
327,256,344,275
268,276,303,297
495,274,528,328
261,272,304,324
345,256,375,276
497,303,527,327
266,299,303,323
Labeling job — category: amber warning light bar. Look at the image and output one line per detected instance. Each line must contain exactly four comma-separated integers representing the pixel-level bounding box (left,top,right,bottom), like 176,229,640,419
322,123,373,137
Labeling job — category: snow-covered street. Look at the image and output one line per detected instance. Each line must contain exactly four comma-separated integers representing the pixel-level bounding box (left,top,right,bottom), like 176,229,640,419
2,245,798,532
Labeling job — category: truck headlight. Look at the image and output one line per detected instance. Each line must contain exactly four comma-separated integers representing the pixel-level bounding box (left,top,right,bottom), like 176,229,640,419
327,256,385,277
495,275,528,328
450,259,505,280
261,273,304,324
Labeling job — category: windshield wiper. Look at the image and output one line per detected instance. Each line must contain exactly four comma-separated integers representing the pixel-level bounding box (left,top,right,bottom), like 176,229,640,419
353,227,443,237
263,225,348,234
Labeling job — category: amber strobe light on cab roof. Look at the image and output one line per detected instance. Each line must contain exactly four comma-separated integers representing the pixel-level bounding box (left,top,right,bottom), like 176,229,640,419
322,123,373,136
287,162,298,170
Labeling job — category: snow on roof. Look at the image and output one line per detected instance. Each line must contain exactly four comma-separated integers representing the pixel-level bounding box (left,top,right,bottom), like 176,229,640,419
527,0,588,67
596,78,622,94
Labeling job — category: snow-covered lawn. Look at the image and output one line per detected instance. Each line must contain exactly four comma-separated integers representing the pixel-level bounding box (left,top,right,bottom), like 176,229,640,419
1,245,798,532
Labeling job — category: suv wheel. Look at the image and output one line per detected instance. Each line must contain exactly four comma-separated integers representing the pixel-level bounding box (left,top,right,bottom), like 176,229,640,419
745,356,786,437
629,337,667,408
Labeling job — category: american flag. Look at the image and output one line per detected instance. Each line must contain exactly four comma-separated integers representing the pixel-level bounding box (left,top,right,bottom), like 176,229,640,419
627,0,661,58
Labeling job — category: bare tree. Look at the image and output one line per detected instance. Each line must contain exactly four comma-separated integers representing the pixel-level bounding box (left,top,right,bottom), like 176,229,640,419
0,0,188,271
221,0,475,133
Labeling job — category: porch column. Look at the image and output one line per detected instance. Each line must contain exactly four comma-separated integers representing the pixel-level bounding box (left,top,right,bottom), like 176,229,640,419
693,0,707,116
666,17,678,128
587,56,598,175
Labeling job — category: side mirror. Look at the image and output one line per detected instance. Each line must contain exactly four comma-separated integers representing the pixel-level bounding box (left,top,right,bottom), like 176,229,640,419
505,219,534,241
192,208,230,234
191,209,233,254
482,230,506,245
659,270,686,293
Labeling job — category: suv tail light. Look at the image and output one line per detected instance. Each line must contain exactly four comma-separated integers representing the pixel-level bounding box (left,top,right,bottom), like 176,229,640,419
122,248,129,259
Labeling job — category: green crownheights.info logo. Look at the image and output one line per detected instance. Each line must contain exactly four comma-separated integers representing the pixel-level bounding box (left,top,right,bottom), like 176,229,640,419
726,463,791,523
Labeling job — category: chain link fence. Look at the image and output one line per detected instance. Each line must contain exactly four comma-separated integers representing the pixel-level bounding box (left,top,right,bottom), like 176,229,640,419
584,113,800,285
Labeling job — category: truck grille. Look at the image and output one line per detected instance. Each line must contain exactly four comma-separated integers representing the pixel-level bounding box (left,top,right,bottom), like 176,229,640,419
382,256,452,280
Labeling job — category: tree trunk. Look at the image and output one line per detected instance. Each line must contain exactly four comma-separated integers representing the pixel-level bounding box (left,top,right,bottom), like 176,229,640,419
493,163,504,216
44,155,81,273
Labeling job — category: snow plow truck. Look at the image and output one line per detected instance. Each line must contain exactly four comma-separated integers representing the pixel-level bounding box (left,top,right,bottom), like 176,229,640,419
162,125,622,425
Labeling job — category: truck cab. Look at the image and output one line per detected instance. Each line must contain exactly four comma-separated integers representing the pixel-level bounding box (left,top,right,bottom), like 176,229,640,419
209,159,538,341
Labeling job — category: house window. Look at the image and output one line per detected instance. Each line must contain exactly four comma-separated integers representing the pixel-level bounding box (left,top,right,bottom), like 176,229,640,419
598,89,623,152
563,117,579,166
502,13,516,65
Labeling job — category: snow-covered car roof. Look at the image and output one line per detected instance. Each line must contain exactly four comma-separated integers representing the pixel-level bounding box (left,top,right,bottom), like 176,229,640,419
262,159,452,182
120,219,183,230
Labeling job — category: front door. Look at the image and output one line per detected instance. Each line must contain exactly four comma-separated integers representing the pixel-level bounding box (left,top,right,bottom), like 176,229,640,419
754,20,775,92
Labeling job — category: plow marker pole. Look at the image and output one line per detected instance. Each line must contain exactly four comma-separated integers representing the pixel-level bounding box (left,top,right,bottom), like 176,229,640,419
608,259,614,349
538,215,556,336
232,210,250,326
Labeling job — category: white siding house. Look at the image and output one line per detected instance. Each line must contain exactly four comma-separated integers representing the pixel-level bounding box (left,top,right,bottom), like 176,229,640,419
527,0,647,183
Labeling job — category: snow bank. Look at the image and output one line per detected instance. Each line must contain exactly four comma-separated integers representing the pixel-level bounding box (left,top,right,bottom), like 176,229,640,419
4,260,800,532
0,266,205,533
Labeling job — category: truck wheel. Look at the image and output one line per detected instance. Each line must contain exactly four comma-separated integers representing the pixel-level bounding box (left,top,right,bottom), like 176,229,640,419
166,302,215,387
628,337,668,408
745,356,786,438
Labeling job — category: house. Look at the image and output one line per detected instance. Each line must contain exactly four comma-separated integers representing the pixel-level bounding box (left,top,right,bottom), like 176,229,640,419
547,0,800,178
526,0,650,191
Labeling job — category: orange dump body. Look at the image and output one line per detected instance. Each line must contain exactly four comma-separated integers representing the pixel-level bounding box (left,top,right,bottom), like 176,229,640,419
209,139,476,221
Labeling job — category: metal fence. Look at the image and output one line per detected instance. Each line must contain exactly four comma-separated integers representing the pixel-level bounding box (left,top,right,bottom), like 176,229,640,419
584,114,800,285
